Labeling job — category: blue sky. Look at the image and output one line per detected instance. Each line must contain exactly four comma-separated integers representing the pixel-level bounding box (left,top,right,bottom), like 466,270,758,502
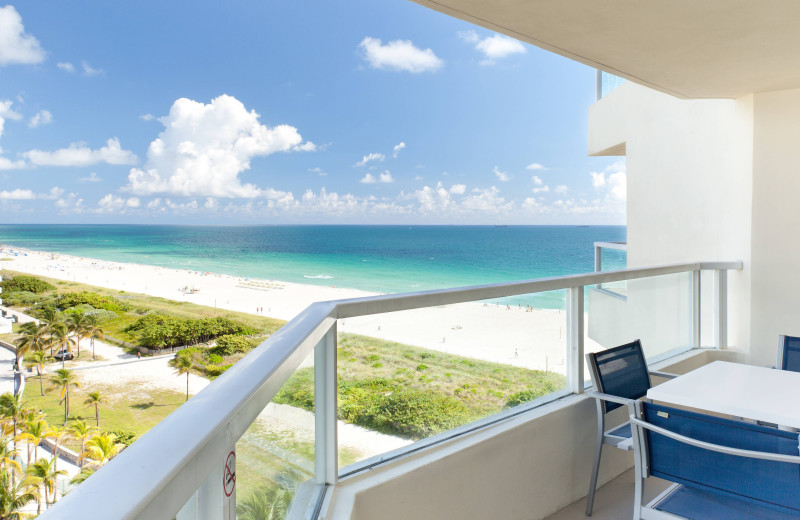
0,1,625,225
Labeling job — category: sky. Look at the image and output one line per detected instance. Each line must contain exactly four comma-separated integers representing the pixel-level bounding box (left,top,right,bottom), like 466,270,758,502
0,1,626,225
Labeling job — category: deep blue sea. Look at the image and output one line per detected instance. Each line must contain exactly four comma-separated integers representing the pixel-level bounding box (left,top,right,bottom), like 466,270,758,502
0,225,626,308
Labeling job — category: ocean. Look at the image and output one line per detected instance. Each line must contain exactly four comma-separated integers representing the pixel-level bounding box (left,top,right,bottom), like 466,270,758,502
0,225,626,308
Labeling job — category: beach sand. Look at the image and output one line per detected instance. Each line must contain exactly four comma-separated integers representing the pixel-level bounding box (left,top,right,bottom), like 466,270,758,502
0,245,602,374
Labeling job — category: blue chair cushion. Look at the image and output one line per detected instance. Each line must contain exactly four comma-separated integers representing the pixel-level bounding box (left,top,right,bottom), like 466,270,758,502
657,485,800,520
781,336,800,373
608,422,632,438
591,340,650,412
644,403,800,514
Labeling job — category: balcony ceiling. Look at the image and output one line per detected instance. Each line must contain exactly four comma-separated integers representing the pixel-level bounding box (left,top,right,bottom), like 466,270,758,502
411,0,800,99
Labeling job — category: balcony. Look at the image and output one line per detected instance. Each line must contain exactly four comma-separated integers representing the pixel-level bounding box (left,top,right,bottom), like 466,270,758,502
41,260,741,520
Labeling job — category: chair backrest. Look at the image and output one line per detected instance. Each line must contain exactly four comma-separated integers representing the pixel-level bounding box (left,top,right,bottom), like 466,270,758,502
639,402,800,514
586,339,650,413
777,335,800,372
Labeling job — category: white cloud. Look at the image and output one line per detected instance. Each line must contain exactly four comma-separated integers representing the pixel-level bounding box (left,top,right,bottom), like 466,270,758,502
532,185,550,194
526,163,547,171
589,160,627,201
450,184,466,195
379,171,394,183
360,173,376,184
28,109,52,128
78,172,101,183
24,138,138,167
57,62,75,73
81,61,103,77
492,166,510,182
459,30,526,64
139,113,155,121
0,6,45,66
0,186,62,200
0,157,25,170
555,185,568,194
0,99,22,140
532,175,543,186
358,37,443,73
126,94,312,198
355,152,385,167
96,194,141,213
293,141,317,152
393,142,406,158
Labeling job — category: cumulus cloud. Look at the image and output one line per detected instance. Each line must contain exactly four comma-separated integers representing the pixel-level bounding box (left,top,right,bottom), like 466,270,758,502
355,152,385,167
0,99,22,139
95,194,141,213
0,186,62,200
360,172,394,184
78,172,101,183
492,166,510,182
358,37,443,73
458,30,525,64
526,163,546,171
393,142,406,158
57,62,75,73
126,94,312,198
28,109,52,128
0,157,25,170
81,61,103,77
532,185,550,194
555,185,568,194
23,137,138,167
450,184,466,195
589,160,626,201
139,113,155,121
0,6,45,66
532,175,543,186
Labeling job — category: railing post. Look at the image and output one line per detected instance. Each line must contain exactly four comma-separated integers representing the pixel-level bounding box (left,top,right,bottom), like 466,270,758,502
594,245,602,273
692,270,701,347
315,322,338,486
713,270,728,348
566,286,585,393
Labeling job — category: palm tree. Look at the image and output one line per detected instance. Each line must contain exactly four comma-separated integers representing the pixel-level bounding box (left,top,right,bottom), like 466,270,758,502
13,322,48,370
0,471,39,518
67,310,92,359
0,437,21,487
23,351,48,397
69,467,94,486
85,314,105,361
0,394,26,453
48,369,80,425
16,419,50,466
84,392,105,427
27,457,64,510
47,323,75,369
171,355,193,402
237,470,302,520
46,424,70,475
40,308,63,357
83,432,125,466
69,420,97,468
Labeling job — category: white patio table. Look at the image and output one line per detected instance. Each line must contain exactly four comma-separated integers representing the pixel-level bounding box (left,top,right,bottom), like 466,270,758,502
646,360,800,429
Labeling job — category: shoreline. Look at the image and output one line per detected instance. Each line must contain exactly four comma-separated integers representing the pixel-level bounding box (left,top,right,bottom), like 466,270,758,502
0,244,601,374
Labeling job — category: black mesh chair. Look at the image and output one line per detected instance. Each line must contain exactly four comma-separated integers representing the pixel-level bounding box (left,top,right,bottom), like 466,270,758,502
777,335,800,372
584,340,676,516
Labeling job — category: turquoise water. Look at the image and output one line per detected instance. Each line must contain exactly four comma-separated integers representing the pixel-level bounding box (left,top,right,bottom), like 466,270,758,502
0,225,626,308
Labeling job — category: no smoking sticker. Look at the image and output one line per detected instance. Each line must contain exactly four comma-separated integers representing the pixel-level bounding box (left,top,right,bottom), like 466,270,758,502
224,451,236,497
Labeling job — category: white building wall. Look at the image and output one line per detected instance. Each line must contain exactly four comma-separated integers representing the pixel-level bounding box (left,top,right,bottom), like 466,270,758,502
588,82,754,358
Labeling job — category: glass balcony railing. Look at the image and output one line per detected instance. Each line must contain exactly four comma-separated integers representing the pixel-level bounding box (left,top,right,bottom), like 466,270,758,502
596,70,626,100
41,260,741,520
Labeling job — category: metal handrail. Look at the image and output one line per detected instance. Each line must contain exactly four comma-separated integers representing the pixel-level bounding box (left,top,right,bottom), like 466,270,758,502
42,260,742,519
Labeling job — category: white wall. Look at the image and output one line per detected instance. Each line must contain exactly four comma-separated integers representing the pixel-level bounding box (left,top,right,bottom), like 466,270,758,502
588,83,754,356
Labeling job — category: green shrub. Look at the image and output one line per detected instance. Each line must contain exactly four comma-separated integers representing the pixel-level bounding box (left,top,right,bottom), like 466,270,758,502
211,334,255,356
106,429,137,446
125,315,253,349
207,353,224,365
416,364,428,372
58,291,128,312
204,365,227,378
0,275,54,294
504,383,558,408
0,291,40,306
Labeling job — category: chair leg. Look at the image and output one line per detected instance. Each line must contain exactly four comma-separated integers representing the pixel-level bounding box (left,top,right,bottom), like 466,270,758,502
585,402,605,516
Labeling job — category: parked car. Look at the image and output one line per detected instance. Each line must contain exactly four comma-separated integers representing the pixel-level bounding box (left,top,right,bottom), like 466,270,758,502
53,349,74,361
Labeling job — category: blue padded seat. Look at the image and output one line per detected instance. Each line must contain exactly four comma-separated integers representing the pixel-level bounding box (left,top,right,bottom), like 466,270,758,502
636,402,800,519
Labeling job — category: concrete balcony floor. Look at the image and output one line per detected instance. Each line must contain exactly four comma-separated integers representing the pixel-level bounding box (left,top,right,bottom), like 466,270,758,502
545,469,670,520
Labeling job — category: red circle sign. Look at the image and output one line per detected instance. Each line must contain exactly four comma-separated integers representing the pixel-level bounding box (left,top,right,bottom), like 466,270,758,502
223,451,236,497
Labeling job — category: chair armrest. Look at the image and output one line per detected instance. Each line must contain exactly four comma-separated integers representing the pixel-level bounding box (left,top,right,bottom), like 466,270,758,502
649,370,678,379
585,390,635,406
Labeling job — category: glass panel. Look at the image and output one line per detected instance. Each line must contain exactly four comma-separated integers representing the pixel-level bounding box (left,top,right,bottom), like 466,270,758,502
597,247,628,297
335,289,568,469
236,347,315,520
585,271,693,371
599,71,626,98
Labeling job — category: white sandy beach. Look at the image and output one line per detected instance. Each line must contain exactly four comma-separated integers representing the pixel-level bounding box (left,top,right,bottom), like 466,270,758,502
0,245,602,375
